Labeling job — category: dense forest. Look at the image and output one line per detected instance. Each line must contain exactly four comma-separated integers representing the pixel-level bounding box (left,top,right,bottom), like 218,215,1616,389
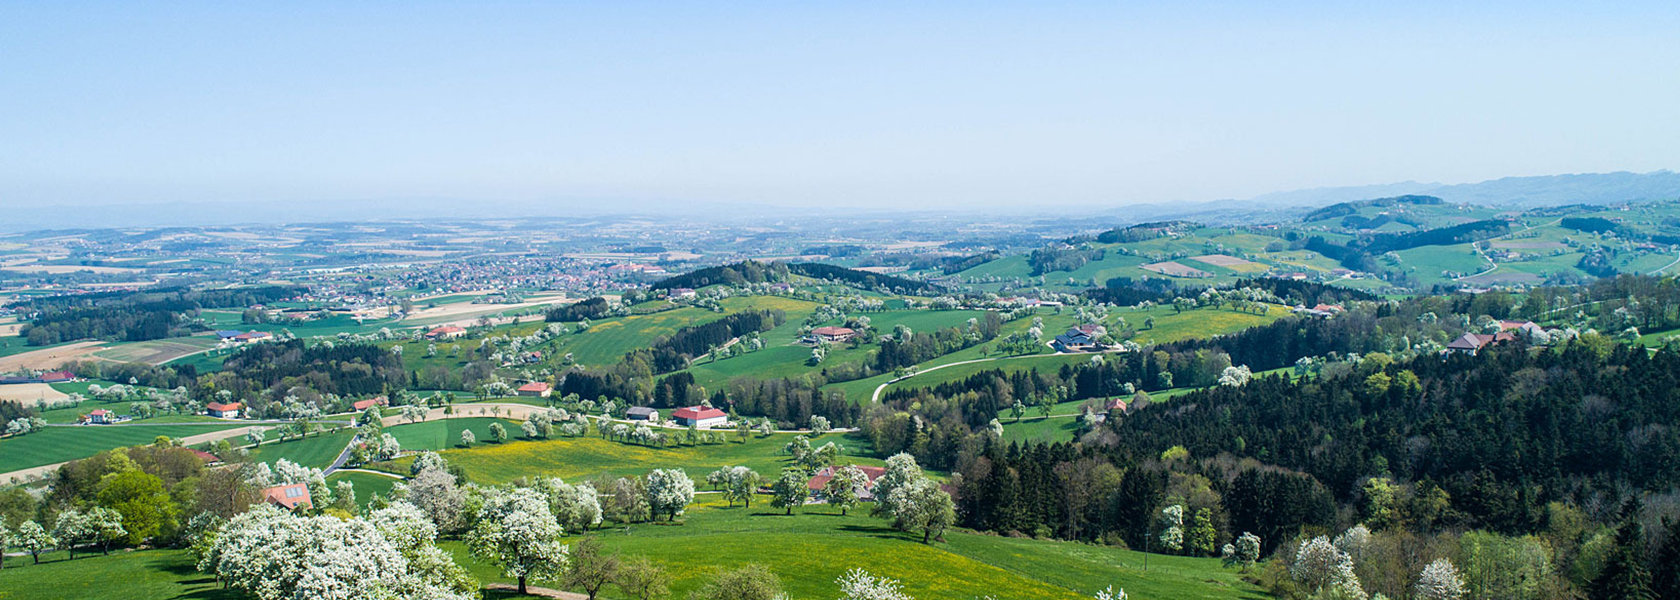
16,285,298,345
1094,220,1198,244
1027,244,1105,276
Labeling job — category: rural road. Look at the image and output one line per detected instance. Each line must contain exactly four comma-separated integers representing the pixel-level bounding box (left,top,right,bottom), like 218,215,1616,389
1455,217,1562,282
0,423,278,485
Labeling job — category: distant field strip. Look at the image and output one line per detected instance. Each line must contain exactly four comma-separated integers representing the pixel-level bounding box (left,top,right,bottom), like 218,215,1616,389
1188,254,1267,272
1141,261,1212,278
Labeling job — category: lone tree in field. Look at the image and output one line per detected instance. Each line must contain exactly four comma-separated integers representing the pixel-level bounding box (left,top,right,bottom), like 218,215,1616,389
469,487,570,594
887,478,955,544
646,469,695,521
489,421,508,443
614,556,671,600
460,429,476,447
691,564,784,600
561,536,620,600
770,469,807,515
724,466,762,508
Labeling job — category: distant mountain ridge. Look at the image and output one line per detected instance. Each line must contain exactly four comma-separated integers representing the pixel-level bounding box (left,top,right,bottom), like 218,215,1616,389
1248,170,1680,209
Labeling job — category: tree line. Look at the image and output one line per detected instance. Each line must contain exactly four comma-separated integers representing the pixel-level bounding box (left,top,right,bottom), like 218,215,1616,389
17,286,298,346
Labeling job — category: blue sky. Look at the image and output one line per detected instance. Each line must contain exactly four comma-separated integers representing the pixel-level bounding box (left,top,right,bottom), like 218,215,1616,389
2,2,1678,211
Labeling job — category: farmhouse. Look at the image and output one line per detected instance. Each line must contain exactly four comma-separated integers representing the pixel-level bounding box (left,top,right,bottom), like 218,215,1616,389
1053,324,1106,352
215,330,243,340
351,396,387,411
806,465,889,500
189,449,222,465
233,331,273,343
1500,320,1546,337
87,409,114,424
426,325,467,340
670,288,697,299
261,483,313,511
627,406,659,422
672,405,728,428
0,370,76,385
516,382,552,398
811,326,856,343
206,402,242,419
1445,332,1516,356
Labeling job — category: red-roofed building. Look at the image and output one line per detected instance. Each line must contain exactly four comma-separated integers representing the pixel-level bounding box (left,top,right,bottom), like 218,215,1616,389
426,325,467,340
233,331,272,343
206,402,242,419
672,406,728,428
806,465,890,500
38,371,74,383
810,326,856,343
87,409,113,424
262,483,312,510
1105,398,1129,413
352,396,388,411
190,449,222,464
517,382,551,398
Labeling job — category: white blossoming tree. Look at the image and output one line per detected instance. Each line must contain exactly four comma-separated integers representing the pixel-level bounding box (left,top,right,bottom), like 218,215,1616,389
871,453,922,517
200,503,475,600
468,487,570,595
1158,504,1185,552
1292,535,1366,600
1222,531,1262,572
837,568,912,600
14,520,55,564
1094,585,1128,600
646,469,695,521
1414,558,1466,600
886,477,955,544
824,464,869,516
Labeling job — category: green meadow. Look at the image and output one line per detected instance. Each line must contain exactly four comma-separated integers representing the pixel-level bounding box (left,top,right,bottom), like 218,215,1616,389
0,423,246,473
384,430,871,485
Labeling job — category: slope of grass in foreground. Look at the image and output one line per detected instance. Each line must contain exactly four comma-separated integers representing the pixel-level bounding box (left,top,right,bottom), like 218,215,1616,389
0,423,247,473
0,501,1263,600
443,495,1265,600
387,431,871,485
0,548,237,600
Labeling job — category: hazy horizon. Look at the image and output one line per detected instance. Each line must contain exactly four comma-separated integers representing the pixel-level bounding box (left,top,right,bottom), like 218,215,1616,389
4,2,1679,211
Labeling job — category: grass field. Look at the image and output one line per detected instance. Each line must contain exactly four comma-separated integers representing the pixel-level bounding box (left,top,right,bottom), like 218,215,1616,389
389,430,871,485
245,430,356,469
0,501,1264,600
441,496,1265,600
0,423,247,473
385,417,518,452
93,336,219,364
326,469,403,506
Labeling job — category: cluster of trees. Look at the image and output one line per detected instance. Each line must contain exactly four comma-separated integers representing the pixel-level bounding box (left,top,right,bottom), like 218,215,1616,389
1524,273,1680,335
209,340,408,408
545,296,615,322
873,313,1003,372
17,285,297,345
624,309,785,374
1028,243,1105,276
559,368,863,429
1308,219,1512,273
939,251,1000,275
